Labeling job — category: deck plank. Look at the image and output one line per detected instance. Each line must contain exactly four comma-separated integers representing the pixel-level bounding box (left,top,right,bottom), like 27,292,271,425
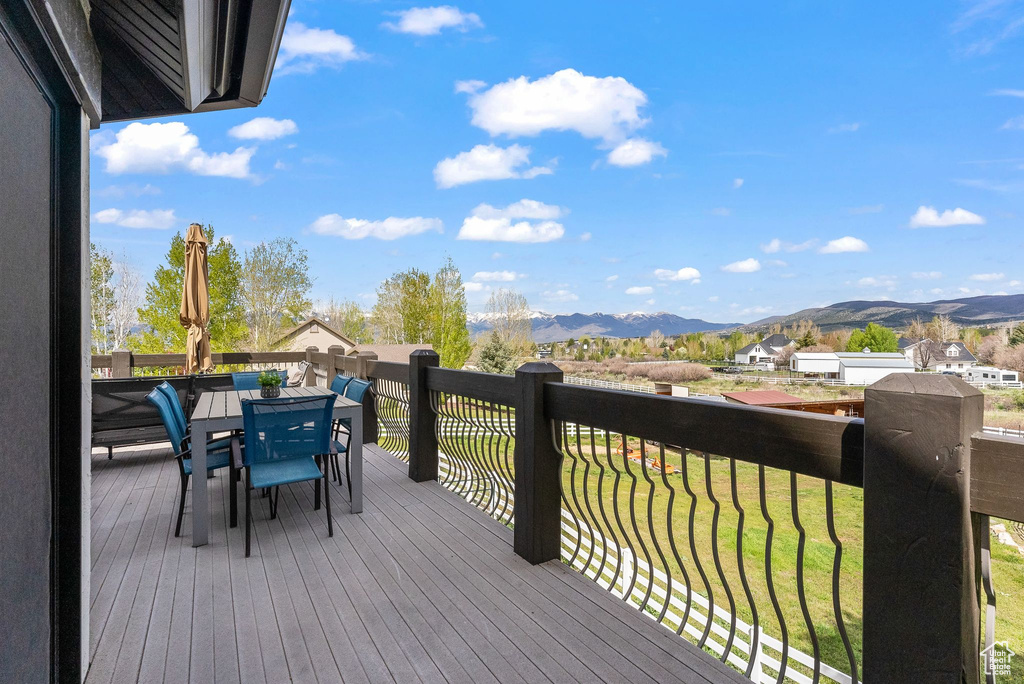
86,443,750,684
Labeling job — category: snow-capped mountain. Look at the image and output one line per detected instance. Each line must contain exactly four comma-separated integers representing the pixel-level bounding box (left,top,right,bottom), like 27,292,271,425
467,311,738,342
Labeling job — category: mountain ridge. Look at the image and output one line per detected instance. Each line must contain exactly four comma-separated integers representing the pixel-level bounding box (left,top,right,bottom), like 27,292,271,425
468,294,1024,342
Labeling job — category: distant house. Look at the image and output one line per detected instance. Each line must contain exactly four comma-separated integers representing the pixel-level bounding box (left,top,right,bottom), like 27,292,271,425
350,344,433,364
789,352,841,378
899,337,977,373
274,317,357,353
835,351,914,385
734,333,795,365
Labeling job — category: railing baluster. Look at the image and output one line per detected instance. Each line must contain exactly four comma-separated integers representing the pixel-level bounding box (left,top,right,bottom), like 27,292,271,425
791,471,821,683
730,459,760,679
759,463,789,684
825,480,859,684
704,452,738,663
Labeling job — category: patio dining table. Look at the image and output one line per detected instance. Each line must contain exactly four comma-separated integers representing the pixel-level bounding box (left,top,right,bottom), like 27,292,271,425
189,386,363,547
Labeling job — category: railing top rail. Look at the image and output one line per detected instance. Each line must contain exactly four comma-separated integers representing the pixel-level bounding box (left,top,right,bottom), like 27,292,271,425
425,366,516,406
970,431,1024,522
544,381,865,487
366,360,409,384
92,351,309,368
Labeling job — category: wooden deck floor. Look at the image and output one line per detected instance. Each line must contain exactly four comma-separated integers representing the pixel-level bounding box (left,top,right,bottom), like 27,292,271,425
87,443,748,684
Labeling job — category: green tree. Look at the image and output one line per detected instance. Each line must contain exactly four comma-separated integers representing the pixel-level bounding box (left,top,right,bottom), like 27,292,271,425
846,322,899,353
134,227,248,353
429,257,472,369
319,297,372,344
1010,322,1024,347
478,331,515,374
796,329,817,349
371,268,432,344
241,237,313,350
90,243,114,353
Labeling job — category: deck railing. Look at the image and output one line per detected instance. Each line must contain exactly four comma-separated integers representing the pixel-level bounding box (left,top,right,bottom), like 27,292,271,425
299,349,1024,684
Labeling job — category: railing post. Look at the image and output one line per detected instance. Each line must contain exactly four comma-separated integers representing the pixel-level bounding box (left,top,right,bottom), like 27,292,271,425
304,346,317,386
863,374,984,683
513,362,563,565
355,351,378,444
407,349,440,482
326,345,345,387
111,349,133,378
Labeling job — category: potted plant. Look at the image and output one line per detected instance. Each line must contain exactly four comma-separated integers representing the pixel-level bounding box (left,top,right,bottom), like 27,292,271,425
257,370,283,398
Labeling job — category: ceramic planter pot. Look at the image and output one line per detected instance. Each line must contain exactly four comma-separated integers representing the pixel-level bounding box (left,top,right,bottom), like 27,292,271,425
260,385,281,398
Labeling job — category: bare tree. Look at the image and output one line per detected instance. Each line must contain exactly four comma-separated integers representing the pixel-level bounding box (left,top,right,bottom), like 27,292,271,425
904,317,927,340
978,335,1007,365
926,314,959,342
486,288,534,357
646,329,665,350
318,297,371,343
774,345,796,369
913,342,937,370
110,260,141,349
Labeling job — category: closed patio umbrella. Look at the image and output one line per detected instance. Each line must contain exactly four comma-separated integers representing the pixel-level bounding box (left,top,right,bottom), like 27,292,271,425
180,223,214,373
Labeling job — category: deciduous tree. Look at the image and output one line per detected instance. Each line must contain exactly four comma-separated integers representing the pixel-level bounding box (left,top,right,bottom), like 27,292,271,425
478,331,515,374
318,297,372,343
241,237,313,350
1010,322,1024,347
846,322,899,353
134,227,248,353
486,287,534,357
429,257,472,369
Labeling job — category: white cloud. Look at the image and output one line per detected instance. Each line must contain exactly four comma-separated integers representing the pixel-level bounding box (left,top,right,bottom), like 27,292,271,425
625,286,653,295
708,296,719,302
433,143,552,188
760,238,816,253
765,259,788,267
463,68,662,157
970,272,1005,281
645,298,656,305
733,178,744,189
309,214,442,240
819,236,869,254
95,183,161,198
721,258,761,273
276,22,366,75
912,271,943,280
228,117,298,141
654,267,701,282
92,208,178,230
857,275,898,289
543,289,579,302
457,199,566,242
606,275,619,282
1002,115,1024,130
709,207,732,217
94,122,255,178
908,205,985,228
472,270,521,282
990,88,1024,97
606,138,667,166
828,122,862,134
580,232,592,242
1008,280,1022,287
463,282,486,292
454,79,487,94
383,6,483,35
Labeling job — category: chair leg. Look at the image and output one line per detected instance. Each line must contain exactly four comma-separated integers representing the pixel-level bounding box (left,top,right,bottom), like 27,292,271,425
229,464,238,528
314,455,321,511
270,486,279,520
107,447,113,460
175,474,189,537
245,471,252,557
345,456,352,500
324,471,333,538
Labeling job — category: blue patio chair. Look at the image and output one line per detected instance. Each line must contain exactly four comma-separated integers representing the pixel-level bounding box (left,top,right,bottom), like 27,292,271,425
328,378,371,497
147,388,238,537
231,370,288,391
329,373,353,396
238,394,336,557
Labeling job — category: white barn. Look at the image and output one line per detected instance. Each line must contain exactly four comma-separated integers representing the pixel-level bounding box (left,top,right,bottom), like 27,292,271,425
836,352,914,386
789,352,840,377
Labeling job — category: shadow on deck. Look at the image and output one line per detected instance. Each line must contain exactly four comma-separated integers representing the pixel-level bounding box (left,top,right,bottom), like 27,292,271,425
87,443,747,683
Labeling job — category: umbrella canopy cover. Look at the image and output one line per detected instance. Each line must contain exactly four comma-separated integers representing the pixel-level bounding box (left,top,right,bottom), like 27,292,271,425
180,223,214,373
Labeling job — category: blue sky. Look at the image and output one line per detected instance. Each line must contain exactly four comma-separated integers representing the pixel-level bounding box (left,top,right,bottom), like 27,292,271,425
89,1,1024,323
